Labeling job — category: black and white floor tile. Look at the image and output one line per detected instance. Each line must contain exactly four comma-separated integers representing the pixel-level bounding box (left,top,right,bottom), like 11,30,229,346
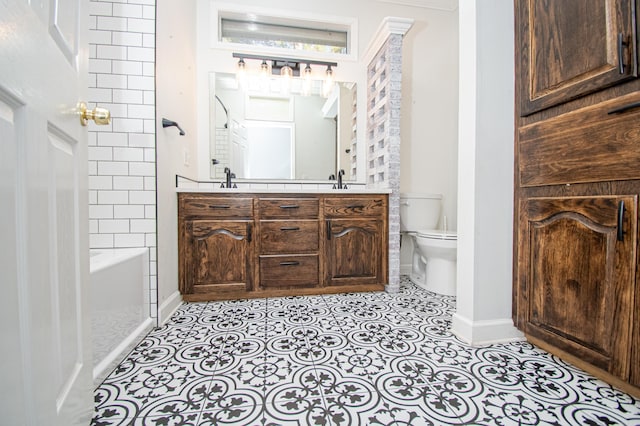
92,277,640,425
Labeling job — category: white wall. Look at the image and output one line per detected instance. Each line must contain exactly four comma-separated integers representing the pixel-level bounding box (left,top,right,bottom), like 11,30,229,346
156,0,199,323
400,10,459,231
452,0,522,345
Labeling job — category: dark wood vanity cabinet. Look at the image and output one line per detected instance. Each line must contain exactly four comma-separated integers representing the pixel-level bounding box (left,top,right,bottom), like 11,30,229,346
324,197,387,287
178,192,388,301
514,0,640,394
178,195,254,297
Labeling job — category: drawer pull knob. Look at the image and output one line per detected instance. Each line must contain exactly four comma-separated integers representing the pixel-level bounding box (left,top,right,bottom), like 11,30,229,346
607,101,640,115
347,204,365,209
279,205,300,209
280,226,300,231
209,205,231,209
279,261,300,266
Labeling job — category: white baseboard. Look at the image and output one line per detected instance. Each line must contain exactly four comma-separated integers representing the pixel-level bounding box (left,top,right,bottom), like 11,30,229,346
451,312,525,346
158,290,183,326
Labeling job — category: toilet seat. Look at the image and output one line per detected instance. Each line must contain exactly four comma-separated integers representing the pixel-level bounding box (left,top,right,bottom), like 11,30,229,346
417,229,457,240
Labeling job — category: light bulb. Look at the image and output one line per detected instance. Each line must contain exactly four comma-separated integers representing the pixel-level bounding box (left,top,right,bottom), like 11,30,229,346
236,58,247,90
259,60,270,92
323,65,334,97
302,64,312,96
280,64,293,94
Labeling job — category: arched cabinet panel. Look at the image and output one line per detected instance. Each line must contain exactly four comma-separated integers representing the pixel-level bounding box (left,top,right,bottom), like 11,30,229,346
326,219,383,285
520,196,637,380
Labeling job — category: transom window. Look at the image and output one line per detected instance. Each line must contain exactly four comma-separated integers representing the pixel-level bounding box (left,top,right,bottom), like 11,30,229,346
218,12,352,55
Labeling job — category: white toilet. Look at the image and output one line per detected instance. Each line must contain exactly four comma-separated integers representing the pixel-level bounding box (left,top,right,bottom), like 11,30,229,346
400,193,457,296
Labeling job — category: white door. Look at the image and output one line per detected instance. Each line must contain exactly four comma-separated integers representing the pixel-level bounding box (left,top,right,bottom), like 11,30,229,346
0,1,96,425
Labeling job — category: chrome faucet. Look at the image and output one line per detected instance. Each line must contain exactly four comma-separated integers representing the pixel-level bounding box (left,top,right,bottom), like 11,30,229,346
221,167,236,188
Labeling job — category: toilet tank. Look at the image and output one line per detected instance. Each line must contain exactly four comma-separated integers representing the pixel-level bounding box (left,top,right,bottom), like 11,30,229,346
399,193,442,232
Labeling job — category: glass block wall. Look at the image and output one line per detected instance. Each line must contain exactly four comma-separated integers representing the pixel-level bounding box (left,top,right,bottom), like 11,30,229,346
367,33,404,292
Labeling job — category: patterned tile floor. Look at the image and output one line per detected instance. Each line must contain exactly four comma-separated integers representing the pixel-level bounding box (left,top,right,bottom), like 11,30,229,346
92,277,640,425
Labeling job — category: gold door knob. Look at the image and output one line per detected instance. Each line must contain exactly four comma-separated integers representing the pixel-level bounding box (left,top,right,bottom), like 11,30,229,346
78,102,111,126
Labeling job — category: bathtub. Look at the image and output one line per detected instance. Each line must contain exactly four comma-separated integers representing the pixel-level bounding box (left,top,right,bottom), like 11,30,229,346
90,248,155,385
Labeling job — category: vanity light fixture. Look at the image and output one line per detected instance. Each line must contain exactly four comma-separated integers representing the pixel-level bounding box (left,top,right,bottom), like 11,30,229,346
280,63,294,79
258,59,270,91
280,62,293,94
259,60,270,78
323,65,335,97
232,53,337,94
236,57,248,90
302,63,313,96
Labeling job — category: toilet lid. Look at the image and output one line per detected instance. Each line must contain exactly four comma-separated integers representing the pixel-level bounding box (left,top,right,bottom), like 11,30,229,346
417,229,457,240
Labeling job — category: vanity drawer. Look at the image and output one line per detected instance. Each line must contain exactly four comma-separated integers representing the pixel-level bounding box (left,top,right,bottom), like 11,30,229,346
179,195,253,218
259,255,319,288
259,198,319,219
260,220,319,254
324,197,387,217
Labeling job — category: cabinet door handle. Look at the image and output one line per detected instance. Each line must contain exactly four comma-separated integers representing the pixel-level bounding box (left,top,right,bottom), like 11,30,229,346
279,261,300,266
617,200,625,242
280,226,300,231
347,204,365,209
279,205,299,209
618,32,628,74
607,101,640,115
209,205,230,209
247,223,252,242
326,219,332,240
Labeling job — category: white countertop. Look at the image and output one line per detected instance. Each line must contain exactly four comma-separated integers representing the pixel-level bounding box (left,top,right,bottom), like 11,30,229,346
176,187,392,194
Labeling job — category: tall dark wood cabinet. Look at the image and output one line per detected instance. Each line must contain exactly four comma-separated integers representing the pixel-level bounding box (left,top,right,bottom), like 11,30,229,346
514,0,640,394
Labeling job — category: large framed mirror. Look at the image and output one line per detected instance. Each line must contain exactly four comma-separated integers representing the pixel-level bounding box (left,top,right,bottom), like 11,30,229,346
210,72,357,181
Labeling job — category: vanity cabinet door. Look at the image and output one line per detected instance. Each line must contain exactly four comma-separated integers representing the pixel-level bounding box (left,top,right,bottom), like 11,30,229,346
518,195,637,380
180,219,253,297
325,218,385,287
323,196,388,289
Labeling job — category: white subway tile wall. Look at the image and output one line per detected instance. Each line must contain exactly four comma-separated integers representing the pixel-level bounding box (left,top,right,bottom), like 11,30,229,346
88,0,157,318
